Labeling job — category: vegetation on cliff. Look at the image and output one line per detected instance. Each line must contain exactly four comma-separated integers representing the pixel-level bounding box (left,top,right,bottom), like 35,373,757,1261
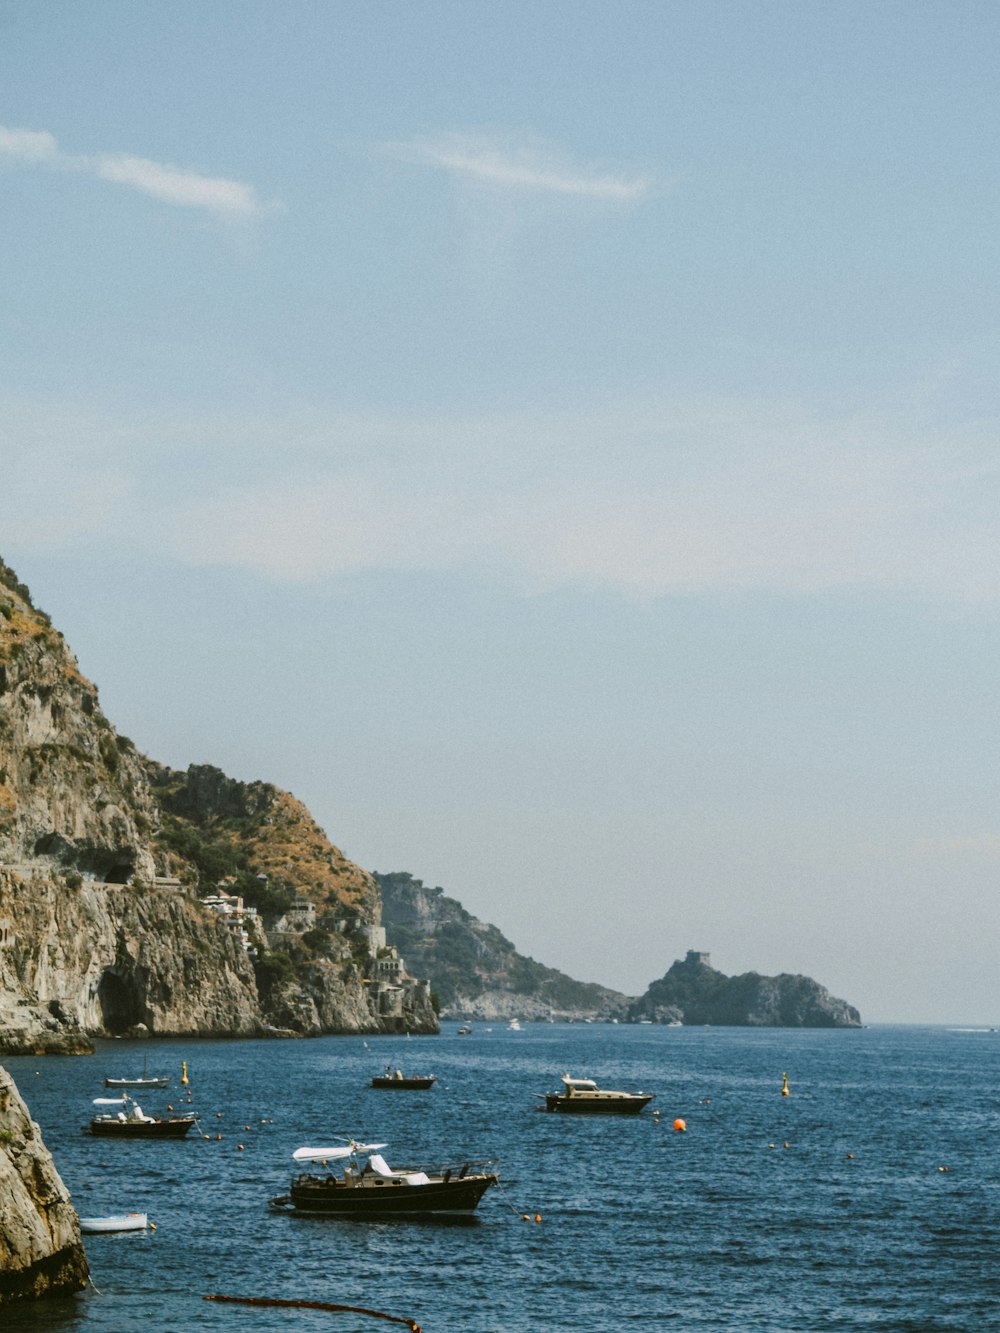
628,951,861,1027
377,871,628,1018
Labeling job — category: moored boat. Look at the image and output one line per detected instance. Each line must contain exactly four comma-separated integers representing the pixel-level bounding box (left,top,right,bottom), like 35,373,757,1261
103,1054,170,1089
79,1212,149,1233
85,1094,198,1138
538,1073,655,1115
371,1067,436,1090
270,1140,499,1218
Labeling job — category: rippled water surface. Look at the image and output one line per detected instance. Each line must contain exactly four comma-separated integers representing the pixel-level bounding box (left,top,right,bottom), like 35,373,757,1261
5,1024,1000,1332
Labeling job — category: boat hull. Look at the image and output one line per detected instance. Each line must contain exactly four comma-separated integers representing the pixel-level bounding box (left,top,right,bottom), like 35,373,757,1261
285,1171,497,1217
543,1094,653,1115
86,1117,197,1138
79,1213,149,1233
104,1077,170,1089
370,1077,436,1090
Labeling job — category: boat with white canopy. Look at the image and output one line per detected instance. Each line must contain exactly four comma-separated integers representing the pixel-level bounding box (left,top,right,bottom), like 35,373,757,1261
537,1073,655,1115
270,1139,499,1217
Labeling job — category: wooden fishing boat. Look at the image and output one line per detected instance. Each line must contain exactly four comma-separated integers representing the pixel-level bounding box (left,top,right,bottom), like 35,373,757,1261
85,1094,198,1138
370,1068,436,1090
270,1140,499,1218
103,1054,170,1089
79,1212,149,1233
537,1073,655,1115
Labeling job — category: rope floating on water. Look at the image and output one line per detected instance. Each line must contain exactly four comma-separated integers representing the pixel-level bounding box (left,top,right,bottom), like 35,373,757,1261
204,1293,421,1330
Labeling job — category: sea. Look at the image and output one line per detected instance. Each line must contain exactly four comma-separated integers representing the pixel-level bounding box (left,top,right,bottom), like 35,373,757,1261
3,1022,1000,1333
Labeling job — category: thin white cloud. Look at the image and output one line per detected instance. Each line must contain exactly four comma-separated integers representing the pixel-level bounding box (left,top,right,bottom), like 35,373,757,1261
0,122,278,217
391,131,653,202
0,125,57,162
4,392,1000,604
96,154,267,216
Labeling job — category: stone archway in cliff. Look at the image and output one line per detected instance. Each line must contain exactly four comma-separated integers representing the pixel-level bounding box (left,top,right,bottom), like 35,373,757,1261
97,969,145,1035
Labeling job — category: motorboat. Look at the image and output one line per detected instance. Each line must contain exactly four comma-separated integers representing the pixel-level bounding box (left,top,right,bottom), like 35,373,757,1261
103,1054,170,1089
507,1019,522,1032
270,1140,499,1218
79,1212,149,1234
370,1067,436,1090
457,1025,472,1036
537,1073,655,1115
85,1094,198,1138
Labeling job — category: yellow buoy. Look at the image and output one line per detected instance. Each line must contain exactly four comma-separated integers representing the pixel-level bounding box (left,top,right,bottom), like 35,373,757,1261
781,1072,790,1097
181,1061,189,1086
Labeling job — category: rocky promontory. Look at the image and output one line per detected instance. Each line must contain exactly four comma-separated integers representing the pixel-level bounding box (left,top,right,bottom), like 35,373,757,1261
378,871,629,1020
0,1066,88,1304
0,558,436,1049
628,950,861,1027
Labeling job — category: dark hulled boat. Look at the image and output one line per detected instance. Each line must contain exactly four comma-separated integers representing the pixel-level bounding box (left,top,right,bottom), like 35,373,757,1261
539,1073,655,1115
370,1068,436,1090
85,1094,198,1138
271,1141,498,1218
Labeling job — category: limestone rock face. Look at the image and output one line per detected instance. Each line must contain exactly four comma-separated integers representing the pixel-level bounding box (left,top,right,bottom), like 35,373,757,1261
628,951,862,1027
0,572,156,884
377,871,629,1020
0,867,262,1054
0,1065,88,1304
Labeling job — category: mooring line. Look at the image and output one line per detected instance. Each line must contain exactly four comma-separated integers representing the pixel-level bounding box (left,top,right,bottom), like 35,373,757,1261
203,1293,421,1329
492,1176,543,1224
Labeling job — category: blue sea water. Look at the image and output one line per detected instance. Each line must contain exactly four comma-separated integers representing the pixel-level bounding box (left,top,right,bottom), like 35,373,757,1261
3,1023,1000,1332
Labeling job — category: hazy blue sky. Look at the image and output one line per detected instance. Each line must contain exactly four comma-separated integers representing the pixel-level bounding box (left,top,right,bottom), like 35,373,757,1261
3,2,998,1023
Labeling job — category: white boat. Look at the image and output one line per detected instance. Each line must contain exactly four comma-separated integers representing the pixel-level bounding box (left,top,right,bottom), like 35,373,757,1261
507,1019,522,1032
79,1212,149,1234
104,1055,170,1089
537,1073,655,1115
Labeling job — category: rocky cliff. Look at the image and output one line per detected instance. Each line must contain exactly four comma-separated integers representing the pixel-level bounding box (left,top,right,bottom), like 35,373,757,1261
628,950,862,1027
0,1065,88,1304
377,871,628,1020
0,558,436,1048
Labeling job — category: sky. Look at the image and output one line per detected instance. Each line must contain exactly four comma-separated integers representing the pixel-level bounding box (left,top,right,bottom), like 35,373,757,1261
2,2,999,1024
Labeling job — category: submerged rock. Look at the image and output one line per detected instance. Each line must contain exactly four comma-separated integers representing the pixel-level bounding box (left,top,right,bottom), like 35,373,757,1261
0,1065,88,1304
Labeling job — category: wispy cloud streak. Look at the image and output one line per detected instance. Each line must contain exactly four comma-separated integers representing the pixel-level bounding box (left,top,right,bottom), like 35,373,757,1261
390,131,653,201
0,122,278,217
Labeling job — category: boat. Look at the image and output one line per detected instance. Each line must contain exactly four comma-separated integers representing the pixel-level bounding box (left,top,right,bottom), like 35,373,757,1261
78,1212,149,1234
370,1067,436,1090
270,1140,499,1218
507,1019,522,1032
537,1073,655,1115
457,1025,472,1036
84,1094,198,1138
103,1054,170,1089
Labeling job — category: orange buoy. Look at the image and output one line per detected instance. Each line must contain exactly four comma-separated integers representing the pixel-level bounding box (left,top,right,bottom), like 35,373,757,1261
534,1213,542,1223
673,1118,686,1132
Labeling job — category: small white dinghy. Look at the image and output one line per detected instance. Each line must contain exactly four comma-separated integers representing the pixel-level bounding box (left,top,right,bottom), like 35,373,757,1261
79,1212,149,1234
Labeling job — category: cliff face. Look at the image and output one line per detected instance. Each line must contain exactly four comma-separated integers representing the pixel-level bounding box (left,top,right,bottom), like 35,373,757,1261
0,559,437,1046
0,566,156,884
0,1065,88,1304
0,866,261,1054
628,951,862,1027
377,871,628,1020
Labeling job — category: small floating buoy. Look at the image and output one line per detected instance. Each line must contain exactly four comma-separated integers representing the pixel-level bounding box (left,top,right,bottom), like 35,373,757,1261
245,1125,251,1132
846,1153,855,1159
534,1213,542,1223
181,1061,189,1086
783,1141,789,1149
215,1133,222,1141
237,1144,244,1151
781,1072,790,1097
673,1118,686,1132
939,1165,950,1172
